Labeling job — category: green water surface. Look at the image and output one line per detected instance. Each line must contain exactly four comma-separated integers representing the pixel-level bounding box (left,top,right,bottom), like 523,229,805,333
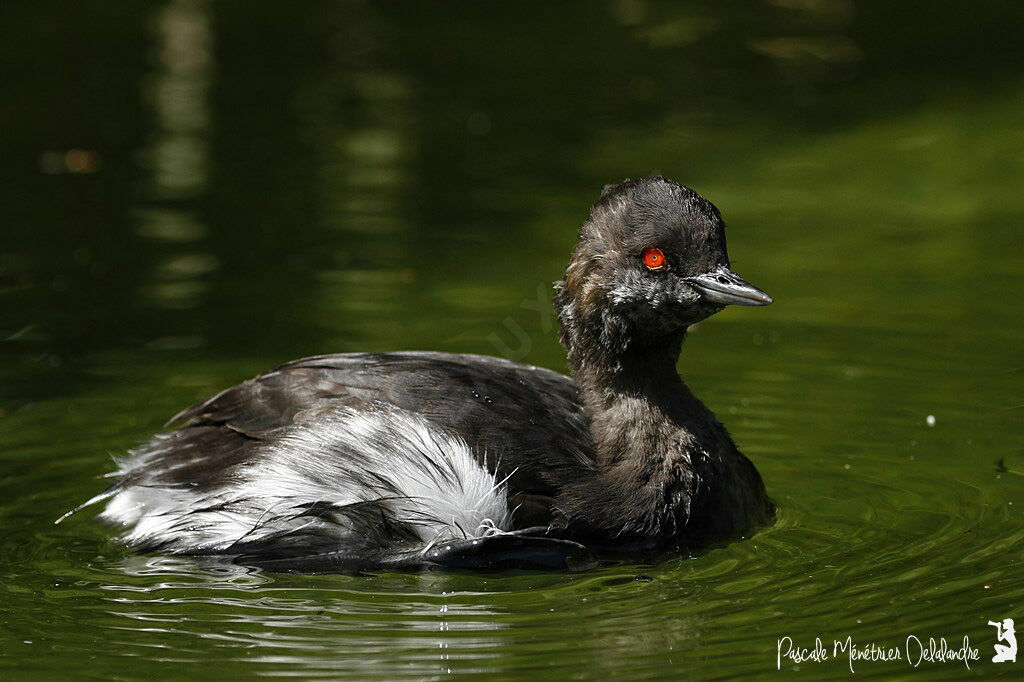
1,1,1022,679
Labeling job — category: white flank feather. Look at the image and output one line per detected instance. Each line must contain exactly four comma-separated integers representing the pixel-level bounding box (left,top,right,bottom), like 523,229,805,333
99,408,512,553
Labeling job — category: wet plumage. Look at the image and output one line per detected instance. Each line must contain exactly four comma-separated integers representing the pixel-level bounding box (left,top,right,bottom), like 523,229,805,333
66,176,775,571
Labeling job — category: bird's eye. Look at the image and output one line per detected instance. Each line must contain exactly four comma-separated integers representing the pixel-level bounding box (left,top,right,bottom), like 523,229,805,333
641,247,667,271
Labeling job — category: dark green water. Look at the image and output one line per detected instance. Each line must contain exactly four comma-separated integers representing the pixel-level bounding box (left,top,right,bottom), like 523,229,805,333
2,1,1023,679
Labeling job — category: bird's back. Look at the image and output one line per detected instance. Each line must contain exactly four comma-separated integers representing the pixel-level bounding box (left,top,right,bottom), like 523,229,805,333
109,352,596,530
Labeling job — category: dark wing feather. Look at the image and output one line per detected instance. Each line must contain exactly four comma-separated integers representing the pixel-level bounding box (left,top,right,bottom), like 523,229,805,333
135,352,596,523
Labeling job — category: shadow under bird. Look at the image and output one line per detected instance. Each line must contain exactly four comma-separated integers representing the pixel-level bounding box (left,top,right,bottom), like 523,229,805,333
62,176,775,572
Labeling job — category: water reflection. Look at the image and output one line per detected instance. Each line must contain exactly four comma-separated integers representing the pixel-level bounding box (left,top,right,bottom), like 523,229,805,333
97,557,515,676
93,555,712,678
150,0,211,198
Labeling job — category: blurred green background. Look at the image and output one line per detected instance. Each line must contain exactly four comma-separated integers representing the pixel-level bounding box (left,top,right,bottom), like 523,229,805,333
1,1,1022,679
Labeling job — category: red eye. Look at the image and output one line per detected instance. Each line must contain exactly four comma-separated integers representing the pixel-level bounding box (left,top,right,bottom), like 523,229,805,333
641,247,667,270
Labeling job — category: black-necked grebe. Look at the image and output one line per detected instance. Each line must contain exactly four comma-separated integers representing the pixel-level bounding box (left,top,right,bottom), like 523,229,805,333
63,176,775,571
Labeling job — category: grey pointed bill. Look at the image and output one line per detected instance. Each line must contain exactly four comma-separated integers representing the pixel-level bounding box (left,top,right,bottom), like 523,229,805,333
686,267,773,306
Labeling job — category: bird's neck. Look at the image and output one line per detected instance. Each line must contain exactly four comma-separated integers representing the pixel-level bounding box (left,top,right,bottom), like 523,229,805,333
557,316,728,543
553,297,771,545
567,328,694,468
568,328,682,404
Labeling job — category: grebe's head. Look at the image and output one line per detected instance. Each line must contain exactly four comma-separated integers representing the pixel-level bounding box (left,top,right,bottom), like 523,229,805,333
556,176,771,359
